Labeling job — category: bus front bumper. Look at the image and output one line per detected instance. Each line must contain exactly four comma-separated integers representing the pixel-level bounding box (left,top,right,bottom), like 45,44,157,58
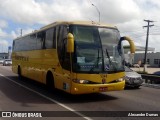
70,80,125,94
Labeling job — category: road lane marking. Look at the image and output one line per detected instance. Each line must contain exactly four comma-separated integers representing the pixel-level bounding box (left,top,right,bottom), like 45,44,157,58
0,73,92,120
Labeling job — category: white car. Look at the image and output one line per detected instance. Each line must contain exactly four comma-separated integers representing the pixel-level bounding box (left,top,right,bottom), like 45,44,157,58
124,66,144,88
0,59,4,64
133,64,140,68
3,59,12,66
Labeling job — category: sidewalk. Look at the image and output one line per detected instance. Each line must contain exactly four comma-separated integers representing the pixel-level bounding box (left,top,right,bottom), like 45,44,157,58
131,67,160,89
142,82,160,89
131,67,160,74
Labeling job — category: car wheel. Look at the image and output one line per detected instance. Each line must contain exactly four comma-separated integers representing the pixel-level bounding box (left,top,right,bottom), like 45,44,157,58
134,86,140,89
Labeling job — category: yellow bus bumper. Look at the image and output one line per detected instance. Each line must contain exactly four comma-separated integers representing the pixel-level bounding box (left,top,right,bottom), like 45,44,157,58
70,80,125,94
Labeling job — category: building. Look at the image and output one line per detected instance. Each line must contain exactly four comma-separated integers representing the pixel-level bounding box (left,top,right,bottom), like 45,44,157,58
124,46,155,66
134,52,160,67
0,53,9,59
0,46,12,60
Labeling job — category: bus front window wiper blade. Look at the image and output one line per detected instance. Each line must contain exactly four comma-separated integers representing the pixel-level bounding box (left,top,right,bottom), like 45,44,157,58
105,48,117,71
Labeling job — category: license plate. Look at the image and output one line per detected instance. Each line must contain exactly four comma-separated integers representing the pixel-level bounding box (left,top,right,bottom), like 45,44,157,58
99,87,108,92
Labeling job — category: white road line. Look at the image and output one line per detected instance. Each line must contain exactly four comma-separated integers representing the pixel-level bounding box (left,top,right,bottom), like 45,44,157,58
0,73,92,120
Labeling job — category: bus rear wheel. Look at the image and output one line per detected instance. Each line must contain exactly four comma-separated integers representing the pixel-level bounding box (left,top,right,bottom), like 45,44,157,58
46,72,55,91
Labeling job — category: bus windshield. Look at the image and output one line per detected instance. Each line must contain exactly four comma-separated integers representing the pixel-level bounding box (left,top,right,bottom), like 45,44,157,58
71,25,124,73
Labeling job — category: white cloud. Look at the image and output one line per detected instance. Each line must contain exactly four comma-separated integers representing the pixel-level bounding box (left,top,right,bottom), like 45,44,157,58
0,0,87,25
0,0,46,24
97,0,141,24
0,0,160,52
0,0,141,24
0,20,8,28
11,28,35,39
0,28,17,40
0,28,8,38
0,39,8,52
0,40,8,46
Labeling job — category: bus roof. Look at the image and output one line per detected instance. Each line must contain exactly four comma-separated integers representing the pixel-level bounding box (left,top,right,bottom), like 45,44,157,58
14,21,117,40
40,21,117,30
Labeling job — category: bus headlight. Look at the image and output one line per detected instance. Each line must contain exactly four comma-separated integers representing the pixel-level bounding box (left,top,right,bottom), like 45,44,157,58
72,79,90,84
115,77,125,82
124,76,130,82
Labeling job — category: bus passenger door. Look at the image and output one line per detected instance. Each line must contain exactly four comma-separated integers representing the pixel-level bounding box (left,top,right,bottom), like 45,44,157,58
55,25,72,93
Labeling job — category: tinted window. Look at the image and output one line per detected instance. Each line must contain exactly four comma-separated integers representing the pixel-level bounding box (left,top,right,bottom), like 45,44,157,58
37,31,46,49
13,30,56,51
57,26,64,63
125,66,133,72
45,28,55,49
28,34,37,50
57,25,70,70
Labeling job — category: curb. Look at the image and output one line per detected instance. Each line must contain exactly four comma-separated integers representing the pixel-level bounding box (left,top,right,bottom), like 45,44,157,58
142,83,160,89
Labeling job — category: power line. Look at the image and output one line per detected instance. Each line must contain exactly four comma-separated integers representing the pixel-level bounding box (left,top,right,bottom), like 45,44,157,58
121,28,160,35
150,31,160,34
121,31,145,37
132,34,146,38
121,29,145,33
149,34,160,36
154,25,160,27
149,28,160,31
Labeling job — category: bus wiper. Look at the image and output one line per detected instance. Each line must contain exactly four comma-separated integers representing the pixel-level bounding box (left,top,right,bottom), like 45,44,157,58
90,49,100,72
105,48,117,71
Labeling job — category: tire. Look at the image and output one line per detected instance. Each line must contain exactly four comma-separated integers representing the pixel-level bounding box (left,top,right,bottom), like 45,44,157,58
154,80,160,84
134,86,140,89
46,72,55,91
18,66,22,80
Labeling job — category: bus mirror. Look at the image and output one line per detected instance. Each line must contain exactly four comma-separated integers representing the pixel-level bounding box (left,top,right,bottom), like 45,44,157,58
67,33,74,53
120,36,135,54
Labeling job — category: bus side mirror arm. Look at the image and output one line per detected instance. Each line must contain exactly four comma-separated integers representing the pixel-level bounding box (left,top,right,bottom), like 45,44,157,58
119,36,136,54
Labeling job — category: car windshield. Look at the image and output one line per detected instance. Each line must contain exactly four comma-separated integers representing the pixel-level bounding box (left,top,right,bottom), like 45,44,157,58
5,60,11,61
70,25,125,73
125,66,133,72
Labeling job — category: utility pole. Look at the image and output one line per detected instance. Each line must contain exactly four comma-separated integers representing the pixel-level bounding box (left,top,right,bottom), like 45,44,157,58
143,20,154,72
20,29,22,37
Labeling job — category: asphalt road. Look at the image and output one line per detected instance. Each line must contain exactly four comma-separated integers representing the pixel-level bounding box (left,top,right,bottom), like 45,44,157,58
0,65,160,120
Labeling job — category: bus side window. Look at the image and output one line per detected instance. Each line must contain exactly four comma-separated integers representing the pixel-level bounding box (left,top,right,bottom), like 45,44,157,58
46,28,55,49
57,26,64,64
57,25,71,70
37,31,46,49
62,26,71,70
29,34,37,50
53,28,56,48
15,39,21,51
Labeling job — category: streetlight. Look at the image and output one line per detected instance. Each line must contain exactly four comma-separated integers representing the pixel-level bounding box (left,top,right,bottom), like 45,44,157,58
92,3,100,23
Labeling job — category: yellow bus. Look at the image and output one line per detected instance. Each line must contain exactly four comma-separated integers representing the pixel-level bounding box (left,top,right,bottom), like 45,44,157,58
12,21,135,94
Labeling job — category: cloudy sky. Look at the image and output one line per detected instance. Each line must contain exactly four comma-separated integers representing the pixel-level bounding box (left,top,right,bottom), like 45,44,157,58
0,0,160,52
